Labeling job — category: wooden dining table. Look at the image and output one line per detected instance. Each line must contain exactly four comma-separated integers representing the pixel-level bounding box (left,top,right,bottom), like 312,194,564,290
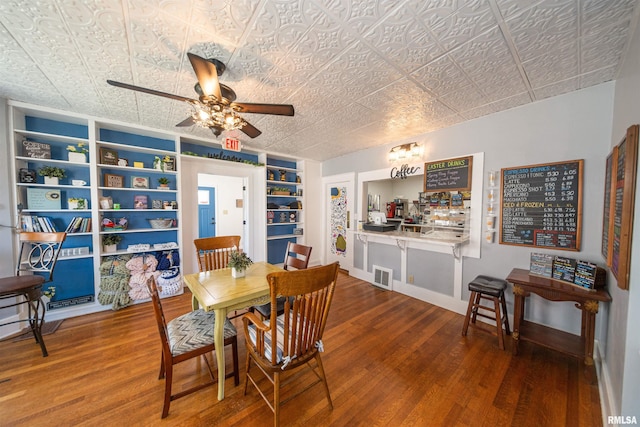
182,261,284,400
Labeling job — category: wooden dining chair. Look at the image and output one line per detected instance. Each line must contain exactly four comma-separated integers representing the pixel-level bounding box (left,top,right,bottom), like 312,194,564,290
242,262,339,427
251,242,312,319
0,231,66,357
194,235,241,272
146,276,239,418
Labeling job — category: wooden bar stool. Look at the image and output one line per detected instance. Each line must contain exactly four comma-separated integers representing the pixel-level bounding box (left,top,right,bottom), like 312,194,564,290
461,275,511,350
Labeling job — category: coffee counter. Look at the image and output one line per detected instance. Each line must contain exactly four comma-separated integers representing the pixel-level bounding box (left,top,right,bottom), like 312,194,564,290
355,228,469,258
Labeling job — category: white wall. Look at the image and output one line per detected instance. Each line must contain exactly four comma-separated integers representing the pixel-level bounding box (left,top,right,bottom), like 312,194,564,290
609,18,640,419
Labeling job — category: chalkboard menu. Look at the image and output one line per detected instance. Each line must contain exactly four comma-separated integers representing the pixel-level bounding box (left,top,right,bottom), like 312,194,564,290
552,256,577,282
601,150,615,265
424,156,472,192
500,159,583,250
609,125,638,290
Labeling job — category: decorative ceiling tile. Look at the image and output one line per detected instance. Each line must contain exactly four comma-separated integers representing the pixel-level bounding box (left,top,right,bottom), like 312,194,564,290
0,0,638,161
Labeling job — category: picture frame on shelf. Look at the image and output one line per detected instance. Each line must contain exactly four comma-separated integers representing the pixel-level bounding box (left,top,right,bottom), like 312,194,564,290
131,176,149,189
163,156,176,171
99,196,114,210
19,168,37,183
22,140,51,159
134,195,148,209
104,173,124,188
100,147,119,165
152,199,163,209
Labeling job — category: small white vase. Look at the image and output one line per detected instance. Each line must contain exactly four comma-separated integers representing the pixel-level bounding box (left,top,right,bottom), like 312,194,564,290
103,244,117,253
68,152,87,163
44,176,59,185
231,268,246,278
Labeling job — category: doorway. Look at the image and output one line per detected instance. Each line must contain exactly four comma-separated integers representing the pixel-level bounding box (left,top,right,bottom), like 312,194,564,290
197,174,245,244
323,173,355,270
198,187,216,238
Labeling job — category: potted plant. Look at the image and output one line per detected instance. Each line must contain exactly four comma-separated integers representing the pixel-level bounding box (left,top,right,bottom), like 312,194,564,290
158,176,170,189
102,233,123,253
66,142,89,163
38,166,66,185
228,250,253,278
41,286,56,308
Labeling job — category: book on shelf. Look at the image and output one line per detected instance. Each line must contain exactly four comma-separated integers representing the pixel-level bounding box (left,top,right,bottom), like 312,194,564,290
21,215,57,232
65,216,90,233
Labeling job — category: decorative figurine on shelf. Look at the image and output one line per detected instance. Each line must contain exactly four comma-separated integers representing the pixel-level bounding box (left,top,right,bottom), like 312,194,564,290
279,212,287,223
267,211,274,224
296,175,301,183
268,169,275,181
289,212,296,223
279,170,287,181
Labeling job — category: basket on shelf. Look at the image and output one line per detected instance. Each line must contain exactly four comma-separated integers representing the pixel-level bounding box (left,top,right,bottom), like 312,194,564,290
148,218,174,229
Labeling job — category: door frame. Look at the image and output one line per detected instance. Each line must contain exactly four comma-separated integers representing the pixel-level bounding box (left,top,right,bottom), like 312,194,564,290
322,173,355,271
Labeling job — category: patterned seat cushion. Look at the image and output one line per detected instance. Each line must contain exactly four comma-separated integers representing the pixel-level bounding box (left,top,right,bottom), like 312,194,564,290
247,314,293,365
167,309,236,356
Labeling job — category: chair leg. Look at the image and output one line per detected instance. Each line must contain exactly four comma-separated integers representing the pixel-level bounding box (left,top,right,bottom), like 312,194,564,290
30,299,48,357
231,337,240,386
315,353,333,409
462,291,476,336
162,362,173,418
243,352,252,396
471,292,482,324
501,293,511,335
274,370,280,427
492,296,505,350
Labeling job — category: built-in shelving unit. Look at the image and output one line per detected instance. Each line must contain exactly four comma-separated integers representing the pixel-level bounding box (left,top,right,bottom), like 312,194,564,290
8,102,183,318
266,156,304,264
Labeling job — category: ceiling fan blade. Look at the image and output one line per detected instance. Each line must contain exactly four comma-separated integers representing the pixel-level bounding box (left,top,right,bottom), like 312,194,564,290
107,80,194,103
240,120,262,138
175,116,195,127
232,102,294,116
187,53,222,101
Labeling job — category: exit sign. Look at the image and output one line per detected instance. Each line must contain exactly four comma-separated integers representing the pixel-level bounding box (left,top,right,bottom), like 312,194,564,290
223,137,241,152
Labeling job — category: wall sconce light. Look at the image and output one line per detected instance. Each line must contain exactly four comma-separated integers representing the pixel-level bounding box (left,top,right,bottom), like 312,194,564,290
388,142,423,162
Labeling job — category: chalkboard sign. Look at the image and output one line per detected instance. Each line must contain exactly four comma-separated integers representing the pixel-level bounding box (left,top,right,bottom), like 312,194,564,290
530,252,553,277
22,140,51,159
574,260,598,290
500,159,583,250
602,150,615,265
552,256,577,282
610,125,638,290
424,156,472,192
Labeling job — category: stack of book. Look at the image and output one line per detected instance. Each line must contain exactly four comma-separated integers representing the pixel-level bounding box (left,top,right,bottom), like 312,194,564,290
21,215,57,232
65,216,92,233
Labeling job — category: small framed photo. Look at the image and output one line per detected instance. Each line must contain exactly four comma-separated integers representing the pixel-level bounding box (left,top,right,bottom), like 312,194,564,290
19,168,37,183
152,199,163,209
131,176,149,189
99,196,113,210
100,147,119,165
104,173,124,188
134,195,148,209
163,156,176,171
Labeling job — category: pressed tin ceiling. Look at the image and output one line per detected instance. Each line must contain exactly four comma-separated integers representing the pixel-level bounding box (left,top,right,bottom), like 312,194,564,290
0,0,638,161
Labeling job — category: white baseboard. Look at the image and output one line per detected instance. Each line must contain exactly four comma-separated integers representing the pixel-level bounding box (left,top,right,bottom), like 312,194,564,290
598,351,619,426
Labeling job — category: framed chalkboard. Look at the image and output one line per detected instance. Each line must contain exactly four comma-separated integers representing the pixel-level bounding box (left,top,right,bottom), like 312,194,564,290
610,125,638,290
500,159,583,250
424,156,473,192
602,148,616,265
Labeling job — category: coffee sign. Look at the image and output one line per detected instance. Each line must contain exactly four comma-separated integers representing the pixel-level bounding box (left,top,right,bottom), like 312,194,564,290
390,164,421,179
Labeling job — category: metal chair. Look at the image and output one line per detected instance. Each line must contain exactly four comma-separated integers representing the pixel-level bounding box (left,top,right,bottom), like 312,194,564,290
0,232,66,357
242,262,339,427
146,276,240,418
251,242,312,319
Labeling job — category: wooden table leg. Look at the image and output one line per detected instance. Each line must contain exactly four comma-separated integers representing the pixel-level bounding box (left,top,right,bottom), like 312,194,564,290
582,300,599,383
512,285,525,355
214,308,227,400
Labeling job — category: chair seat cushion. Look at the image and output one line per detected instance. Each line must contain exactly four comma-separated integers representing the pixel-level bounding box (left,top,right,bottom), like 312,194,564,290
167,309,236,356
247,314,290,365
253,297,290,318
0,275,45,295
468,275,507,297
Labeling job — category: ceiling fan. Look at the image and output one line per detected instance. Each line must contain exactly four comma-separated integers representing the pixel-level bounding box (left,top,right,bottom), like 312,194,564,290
107,52,294,138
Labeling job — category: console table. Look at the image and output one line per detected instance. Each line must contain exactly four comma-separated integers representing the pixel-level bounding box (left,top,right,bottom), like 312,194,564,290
506,268,611,380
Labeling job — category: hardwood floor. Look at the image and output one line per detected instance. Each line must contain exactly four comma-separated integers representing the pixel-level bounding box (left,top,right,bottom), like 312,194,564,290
0,273,602,426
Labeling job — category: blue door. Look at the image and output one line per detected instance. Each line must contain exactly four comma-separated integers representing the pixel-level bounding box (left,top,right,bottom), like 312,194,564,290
198,187,216,238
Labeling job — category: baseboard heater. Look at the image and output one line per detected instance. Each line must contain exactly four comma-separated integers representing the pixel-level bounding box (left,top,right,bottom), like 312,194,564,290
372,265,393,290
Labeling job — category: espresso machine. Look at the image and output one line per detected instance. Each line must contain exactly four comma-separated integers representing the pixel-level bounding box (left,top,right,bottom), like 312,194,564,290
394,199,407,218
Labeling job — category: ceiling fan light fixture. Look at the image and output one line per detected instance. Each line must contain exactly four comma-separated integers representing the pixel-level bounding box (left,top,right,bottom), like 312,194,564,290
190,103,246,132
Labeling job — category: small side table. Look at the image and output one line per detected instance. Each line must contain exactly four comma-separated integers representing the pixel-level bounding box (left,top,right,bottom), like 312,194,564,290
506,268,611,381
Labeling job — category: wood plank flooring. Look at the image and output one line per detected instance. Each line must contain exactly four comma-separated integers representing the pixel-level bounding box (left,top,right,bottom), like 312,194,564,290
0,273,602,426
